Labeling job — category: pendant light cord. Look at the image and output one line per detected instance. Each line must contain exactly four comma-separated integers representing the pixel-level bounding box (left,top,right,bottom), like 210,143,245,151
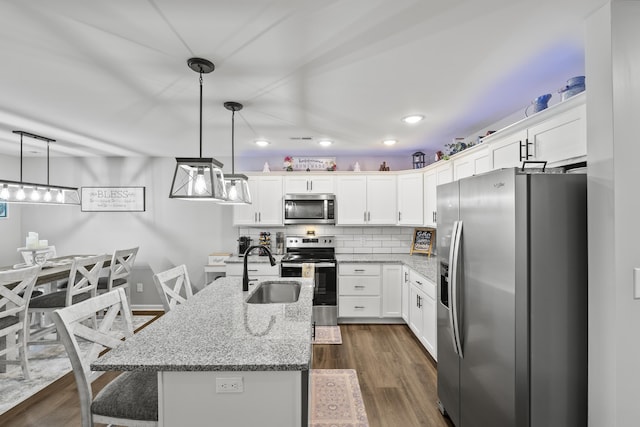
231,109,235,174
199,73,203,158
19,133,23,182
47,141,50,186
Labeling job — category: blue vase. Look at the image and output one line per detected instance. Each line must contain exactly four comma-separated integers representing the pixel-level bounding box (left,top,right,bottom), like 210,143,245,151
526,93,552,116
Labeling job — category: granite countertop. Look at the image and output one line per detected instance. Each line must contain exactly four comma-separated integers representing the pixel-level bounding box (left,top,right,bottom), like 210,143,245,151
91,277,314,372
226,253,438,282
336,253,438,282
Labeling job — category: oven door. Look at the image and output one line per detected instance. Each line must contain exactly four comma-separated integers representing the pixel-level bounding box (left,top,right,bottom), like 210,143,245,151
280,262,337,306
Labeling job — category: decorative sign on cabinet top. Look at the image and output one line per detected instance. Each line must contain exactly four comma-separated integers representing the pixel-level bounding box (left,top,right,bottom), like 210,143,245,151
284,156,336,171
81,187,146,212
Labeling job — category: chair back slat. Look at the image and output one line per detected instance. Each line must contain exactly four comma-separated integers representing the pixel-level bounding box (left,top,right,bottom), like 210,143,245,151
107,247,139,290
66,255,106,306
152,265,193,312
0,266,40,318
51,288,133,427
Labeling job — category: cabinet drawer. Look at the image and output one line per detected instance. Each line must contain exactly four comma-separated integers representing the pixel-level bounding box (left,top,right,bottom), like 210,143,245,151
339,264,380,276
226,262,279,277
409,270,436,299
339,276,381,295
339,296,381,317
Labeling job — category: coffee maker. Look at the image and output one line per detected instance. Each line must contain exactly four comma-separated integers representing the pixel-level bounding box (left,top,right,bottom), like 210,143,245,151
238,236,252,256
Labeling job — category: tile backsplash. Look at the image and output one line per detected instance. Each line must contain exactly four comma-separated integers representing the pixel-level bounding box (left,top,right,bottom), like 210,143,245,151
235,225,421,255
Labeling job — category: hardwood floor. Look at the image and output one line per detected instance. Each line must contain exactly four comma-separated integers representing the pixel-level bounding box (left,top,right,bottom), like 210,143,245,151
313,324,454,427
1,321,454,427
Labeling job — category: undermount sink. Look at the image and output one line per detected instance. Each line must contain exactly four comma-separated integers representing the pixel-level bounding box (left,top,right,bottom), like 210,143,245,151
246,281,301,304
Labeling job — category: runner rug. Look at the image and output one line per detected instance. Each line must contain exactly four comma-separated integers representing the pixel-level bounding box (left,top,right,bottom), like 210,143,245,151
0,314,156,415
310,369,369,427
313,325,342,344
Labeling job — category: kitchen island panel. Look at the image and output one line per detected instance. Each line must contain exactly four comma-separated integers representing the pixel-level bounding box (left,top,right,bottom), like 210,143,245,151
159,370,305,427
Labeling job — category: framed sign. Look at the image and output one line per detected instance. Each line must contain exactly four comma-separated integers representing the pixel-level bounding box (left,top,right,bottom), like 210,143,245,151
81,187,146,212
410,227,435,256
284,156,336,171
0,202,7,219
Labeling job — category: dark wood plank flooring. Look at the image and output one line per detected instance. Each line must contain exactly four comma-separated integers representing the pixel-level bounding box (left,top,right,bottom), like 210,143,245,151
313,324,453,427
1,321,453,427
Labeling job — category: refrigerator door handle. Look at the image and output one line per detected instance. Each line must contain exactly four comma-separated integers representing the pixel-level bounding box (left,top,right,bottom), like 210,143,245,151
451,220,464,358
448,221,460,356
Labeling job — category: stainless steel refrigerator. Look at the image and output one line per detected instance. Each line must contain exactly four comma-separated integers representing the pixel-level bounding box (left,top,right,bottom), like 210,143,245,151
436,167,587,427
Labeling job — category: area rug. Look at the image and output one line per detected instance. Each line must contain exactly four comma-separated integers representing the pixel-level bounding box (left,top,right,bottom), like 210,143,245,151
313,326,342,344
310,369,369,427
0,314,155,415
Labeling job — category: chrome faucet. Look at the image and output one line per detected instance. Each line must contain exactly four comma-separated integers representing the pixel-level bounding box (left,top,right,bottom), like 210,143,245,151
243,245,277,291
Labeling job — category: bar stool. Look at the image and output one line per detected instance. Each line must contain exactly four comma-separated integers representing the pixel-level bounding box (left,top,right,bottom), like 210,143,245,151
97,247,139,302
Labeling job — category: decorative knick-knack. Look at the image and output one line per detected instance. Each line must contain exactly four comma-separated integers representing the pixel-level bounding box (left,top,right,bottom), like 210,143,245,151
263,162,271,172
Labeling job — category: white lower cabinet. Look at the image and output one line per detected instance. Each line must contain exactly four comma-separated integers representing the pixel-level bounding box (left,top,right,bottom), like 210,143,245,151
338,263,381,318
406,268,437,360
401,266,410,322
338,263,403,320
382,264,402,318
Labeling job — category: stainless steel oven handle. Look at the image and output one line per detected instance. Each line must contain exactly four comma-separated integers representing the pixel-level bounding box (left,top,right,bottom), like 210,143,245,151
281,263,303,268
281,262,336,268
313,262,336,268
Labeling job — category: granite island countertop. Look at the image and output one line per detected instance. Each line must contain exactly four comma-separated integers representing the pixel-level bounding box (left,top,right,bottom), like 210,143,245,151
336,253,438,282
91,277,314,372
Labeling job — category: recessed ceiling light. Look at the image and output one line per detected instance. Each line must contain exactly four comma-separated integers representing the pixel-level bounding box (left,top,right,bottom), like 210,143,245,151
383,139,397,146
318,140,333,146
255,139,270,147
402,115,424,124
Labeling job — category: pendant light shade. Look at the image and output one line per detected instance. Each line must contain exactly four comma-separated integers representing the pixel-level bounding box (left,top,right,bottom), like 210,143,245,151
220,101,252,205
0,131,80,206
169,157,226,200
169,58,227,201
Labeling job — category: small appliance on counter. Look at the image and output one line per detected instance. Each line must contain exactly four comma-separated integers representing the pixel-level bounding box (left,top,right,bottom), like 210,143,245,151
258,232,272,256
237,236,252,257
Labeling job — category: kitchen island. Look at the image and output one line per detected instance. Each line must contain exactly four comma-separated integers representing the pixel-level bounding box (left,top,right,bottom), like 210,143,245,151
92,277,314,427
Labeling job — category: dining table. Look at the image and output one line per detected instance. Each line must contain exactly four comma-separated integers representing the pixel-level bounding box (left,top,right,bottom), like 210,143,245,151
0,254,111,373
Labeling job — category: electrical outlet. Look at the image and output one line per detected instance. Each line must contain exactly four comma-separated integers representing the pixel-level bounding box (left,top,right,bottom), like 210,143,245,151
136,283,143,293
216,377,243,393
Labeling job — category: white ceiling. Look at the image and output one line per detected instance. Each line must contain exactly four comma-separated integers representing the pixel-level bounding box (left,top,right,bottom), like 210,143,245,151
0,0,606,160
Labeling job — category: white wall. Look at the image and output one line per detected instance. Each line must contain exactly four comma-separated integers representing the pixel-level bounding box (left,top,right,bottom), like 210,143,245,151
586,2,640,425
0,154,22,264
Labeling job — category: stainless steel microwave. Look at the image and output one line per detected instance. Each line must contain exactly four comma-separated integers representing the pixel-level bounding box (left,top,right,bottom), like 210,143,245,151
283,194,335,225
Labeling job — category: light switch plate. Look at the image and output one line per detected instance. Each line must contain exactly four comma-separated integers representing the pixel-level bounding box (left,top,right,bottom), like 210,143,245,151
634,268,640,299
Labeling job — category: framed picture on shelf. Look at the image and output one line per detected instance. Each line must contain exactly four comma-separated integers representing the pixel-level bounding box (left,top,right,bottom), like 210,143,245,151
410,227,435,256
0,202,7,219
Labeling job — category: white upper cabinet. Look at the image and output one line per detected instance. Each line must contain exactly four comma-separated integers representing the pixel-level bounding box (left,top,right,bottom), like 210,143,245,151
397,172,424,225
526,102,586,166
489,128,529,170
424,162,452,227
284,175,335,194
485,91,586,170
453,145,492,181
233,175,283,226
336,174,397,225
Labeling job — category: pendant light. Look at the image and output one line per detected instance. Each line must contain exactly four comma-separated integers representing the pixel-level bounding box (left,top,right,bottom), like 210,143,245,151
220,101,252,205
0,131,80,206
169,58,227,201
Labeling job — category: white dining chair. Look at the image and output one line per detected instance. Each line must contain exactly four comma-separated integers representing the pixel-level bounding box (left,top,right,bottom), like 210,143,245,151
0,265,40,379
97,247,139,301
152,264,194,312
28,254,106,344
51,288,158,427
